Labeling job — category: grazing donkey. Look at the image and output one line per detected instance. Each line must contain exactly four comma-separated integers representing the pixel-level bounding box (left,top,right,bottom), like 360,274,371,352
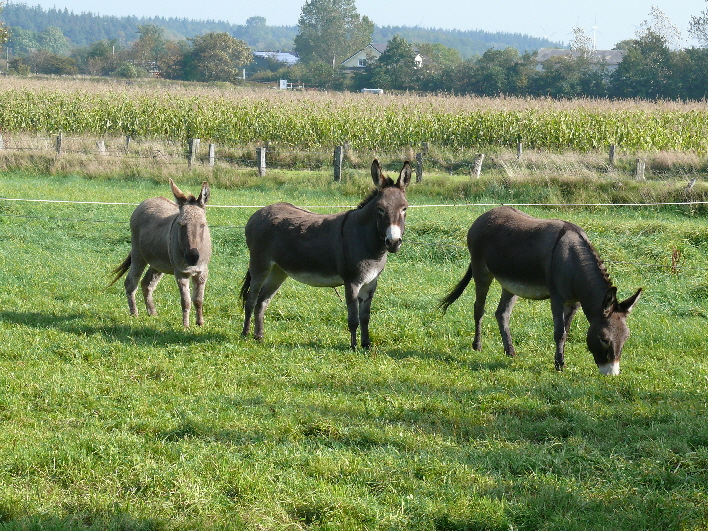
440,206,641,375
110,179,211,328
240,159,411,349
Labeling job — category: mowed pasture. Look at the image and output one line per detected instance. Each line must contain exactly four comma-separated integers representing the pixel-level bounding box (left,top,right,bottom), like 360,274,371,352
1,169,708,531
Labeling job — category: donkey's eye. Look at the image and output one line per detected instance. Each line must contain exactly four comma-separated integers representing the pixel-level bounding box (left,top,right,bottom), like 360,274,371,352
377,207,385,217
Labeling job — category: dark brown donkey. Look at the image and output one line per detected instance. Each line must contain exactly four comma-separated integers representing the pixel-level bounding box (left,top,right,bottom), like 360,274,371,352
240,159,411,349
440,206,641,375
110,179,211,328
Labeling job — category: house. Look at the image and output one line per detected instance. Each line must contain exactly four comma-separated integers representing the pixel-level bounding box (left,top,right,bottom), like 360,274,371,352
340,43,423,72
535,48,625,72
252,51,299,66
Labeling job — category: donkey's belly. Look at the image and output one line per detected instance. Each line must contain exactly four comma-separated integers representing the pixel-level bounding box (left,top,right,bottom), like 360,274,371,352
288,270,344,287
496,278,550,300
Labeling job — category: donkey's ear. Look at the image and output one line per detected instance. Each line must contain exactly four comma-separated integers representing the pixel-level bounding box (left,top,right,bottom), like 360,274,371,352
197,181,210,206
170,179,188,205
371,159,385,188
618,288,642,314
396,161,412,190
601,286,618,317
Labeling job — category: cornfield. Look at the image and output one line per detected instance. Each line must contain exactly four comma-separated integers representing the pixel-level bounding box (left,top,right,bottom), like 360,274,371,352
1,77,707,153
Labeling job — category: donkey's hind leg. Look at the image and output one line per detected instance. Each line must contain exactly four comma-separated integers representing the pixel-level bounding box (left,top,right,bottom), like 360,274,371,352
141,266,164,316
472,272,493,351
253,268,288,340
242,266,287,340
124,255,148,317
495,288,519,358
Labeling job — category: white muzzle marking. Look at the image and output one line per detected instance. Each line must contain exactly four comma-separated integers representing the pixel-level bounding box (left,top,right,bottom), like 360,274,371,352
386,225,402,245
598,362,620,376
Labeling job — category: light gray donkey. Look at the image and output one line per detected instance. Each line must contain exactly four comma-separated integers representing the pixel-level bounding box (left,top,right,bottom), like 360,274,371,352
440,206,641,375
110,179,211,327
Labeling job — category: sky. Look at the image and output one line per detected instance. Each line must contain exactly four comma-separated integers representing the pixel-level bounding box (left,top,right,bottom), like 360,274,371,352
25,0,706,50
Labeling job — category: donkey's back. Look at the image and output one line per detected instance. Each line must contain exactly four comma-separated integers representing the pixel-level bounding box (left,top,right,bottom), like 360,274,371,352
467,206,569,298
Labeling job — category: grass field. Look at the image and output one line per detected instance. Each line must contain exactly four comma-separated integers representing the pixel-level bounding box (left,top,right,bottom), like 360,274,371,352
1,167,708,530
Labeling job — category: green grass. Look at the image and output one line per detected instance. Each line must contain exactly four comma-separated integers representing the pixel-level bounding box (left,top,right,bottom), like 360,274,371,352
1,169,708,530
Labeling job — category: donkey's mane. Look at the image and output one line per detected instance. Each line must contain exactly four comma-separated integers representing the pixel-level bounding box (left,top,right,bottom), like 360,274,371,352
569,223,612,287
357,189,379,209
356,178,395,209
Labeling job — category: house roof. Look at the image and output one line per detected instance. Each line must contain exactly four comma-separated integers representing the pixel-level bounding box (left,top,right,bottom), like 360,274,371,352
536,48,625,65
340,43,422,66
253,51,299,66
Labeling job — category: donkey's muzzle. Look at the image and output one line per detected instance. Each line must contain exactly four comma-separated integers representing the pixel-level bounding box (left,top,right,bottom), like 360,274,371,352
185,248,200,266
385,226,403,253
386,238,403,253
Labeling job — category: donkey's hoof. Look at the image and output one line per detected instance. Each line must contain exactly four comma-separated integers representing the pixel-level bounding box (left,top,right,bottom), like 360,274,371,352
554,362,565,372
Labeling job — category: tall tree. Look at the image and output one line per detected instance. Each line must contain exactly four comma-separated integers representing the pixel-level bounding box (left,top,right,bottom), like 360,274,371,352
183,32,252,82
38,26,69,55
0,2,9,47
610,31,678,99
636,6,683,49
129,24,166,71
689,0,708,46
294,0,373,65
366,35,416,91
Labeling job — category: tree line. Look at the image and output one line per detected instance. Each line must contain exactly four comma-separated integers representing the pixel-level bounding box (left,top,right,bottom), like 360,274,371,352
0,0,707,101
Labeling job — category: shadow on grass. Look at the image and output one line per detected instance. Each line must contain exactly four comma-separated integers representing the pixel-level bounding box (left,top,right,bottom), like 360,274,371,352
0,506,165,531
385,347,512,372
0,311,228,346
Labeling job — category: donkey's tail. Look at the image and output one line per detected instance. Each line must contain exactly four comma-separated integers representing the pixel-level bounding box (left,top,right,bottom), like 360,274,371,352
438,263,474,314
239,270,251,307
108,253,131,287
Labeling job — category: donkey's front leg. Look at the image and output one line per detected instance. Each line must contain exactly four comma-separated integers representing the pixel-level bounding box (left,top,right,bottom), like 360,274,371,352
357,280,378,349
175,275,192,328
141,267,164,316
551,299,573,371
192,271,208,326
345,283,362,349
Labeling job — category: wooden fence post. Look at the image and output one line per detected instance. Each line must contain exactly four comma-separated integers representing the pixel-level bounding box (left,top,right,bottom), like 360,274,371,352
333,145,343,182
516,141,523,160
96,140,106,156
56,132,63,155
471,153,485,179
635,158,646,181
208,144,215,166
188,138,200,167
608,144,616,165
415,152,423,183
125,136,131,150
0,134,5,150
257,146,266,177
